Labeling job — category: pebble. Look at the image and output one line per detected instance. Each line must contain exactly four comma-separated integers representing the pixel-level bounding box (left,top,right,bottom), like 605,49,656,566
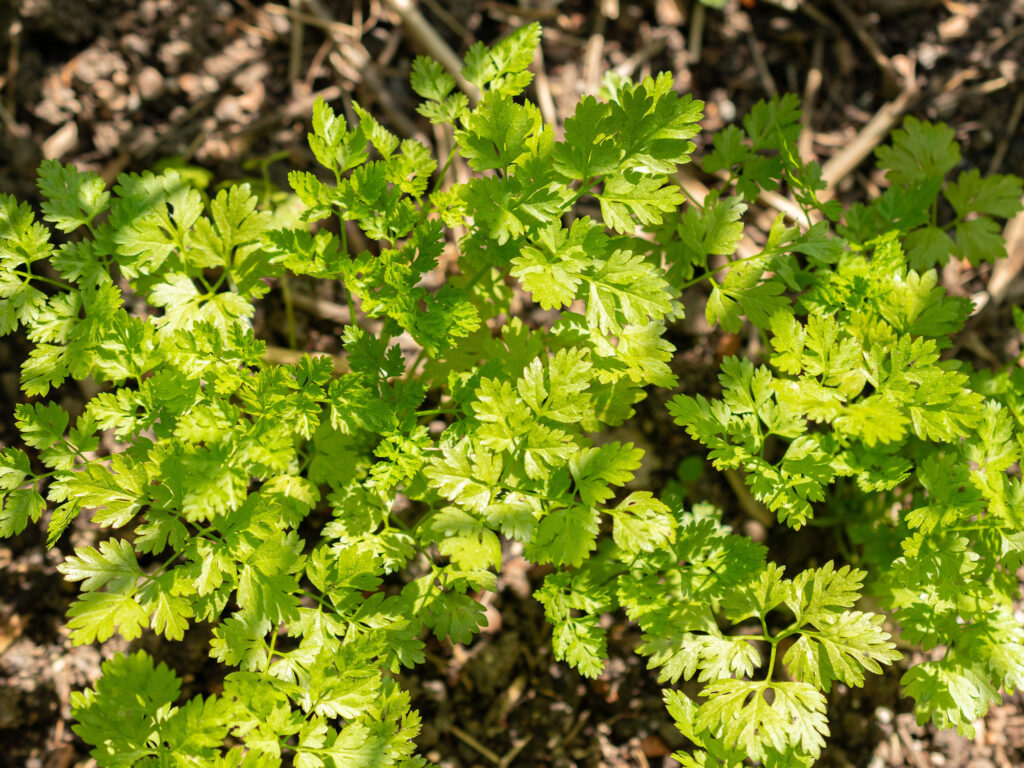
938,15,969,42
137,66,164,101
42,122,77,160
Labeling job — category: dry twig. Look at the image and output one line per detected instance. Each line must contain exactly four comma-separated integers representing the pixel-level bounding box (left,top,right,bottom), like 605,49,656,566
724,468,774,528
613,35,668,80
497,735,533,768
533,42,558,130
287,0,305,83
827,0,900,96
987,195,1024,308
820,86,918,194
583,10,607,95
264,2,359,36
447,724,502,765
384,0,478,104
688,1,705,65
987,91,1024,176
300,0,422,139
746,28,778,98
289,293,352,324
798,34,824,162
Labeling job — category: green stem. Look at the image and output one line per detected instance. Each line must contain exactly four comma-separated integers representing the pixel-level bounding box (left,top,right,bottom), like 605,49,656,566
564,176,597,211
430,146,457,198
266,623,280,670
765,641,778,682
678,182,706,210
405,346,427,380
460,263,492,292
12,269,73,290
676,252,761,291
280,273,299,350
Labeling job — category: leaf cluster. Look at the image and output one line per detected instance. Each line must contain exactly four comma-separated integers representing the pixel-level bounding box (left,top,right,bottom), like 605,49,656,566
1,22,1022,768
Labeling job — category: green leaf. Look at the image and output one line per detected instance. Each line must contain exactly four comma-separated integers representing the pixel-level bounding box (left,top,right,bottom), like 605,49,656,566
426,439,500,511
57,538,140,592
67,590,149,644
876,116,960,185
65,455,148,528
569,442,643,507
696,680,828,763
527,505,600,567
784,611,901,691
138,571,195,641
585,248,674,334
901,659,1001,737
517,347,592,423
111,170,203,275
406,577,487,644
944,169,1023,219
610,492,675,555
308,96,367,173
511,218,604,310
722,563,788,623
667,192,746,287
598,173,684,233
552,96,620,180
410,56,455,102
462,22,541,94
71,651,185,766
15,401,69,450
0,487,45,538
607,75,703,174
551,614,607,678
37,159,110,232
455,93,540,172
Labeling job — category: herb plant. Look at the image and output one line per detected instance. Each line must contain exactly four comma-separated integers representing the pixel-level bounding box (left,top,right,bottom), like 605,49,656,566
1,23,1022,767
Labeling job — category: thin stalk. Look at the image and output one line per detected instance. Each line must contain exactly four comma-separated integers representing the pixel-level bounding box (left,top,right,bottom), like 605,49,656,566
280,273,299,350
676,252,762,291
12,269,73,290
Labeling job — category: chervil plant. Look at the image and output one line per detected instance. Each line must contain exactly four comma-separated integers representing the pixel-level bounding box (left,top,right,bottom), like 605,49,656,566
0,23,1021,768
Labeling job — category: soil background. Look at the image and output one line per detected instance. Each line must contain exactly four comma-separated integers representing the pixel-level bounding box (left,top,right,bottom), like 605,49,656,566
1,1,1023,767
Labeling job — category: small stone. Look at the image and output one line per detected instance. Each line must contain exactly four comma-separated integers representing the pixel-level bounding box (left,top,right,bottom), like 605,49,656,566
93,79,117,104
137,66,164,100
938,14,969,41
42,121,78,160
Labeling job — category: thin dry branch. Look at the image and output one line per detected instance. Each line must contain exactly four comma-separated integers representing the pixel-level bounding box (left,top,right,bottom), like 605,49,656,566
384,0,479,105
290,293,352,324
287,0,305,83
300,0,422,139
447,724,501,765
820,86,918,194
987,195,1024,308
827,0,900,96
613,35,669,80
798,34,824,162
688,1,705,65
583,11,607,95
533,42,558,130
264,2,359,36
988,91,1024,176
746,28,778,98
724,468,774,528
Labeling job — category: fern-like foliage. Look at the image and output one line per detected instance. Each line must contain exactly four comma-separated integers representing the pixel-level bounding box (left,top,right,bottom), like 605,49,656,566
0,22,1021,767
